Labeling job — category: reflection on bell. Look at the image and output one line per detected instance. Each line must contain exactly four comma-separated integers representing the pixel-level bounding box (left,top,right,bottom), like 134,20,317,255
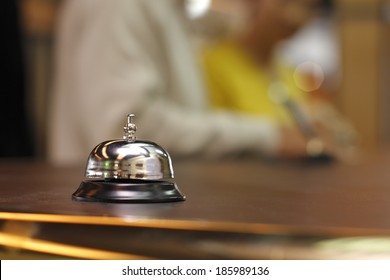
72,114,186,203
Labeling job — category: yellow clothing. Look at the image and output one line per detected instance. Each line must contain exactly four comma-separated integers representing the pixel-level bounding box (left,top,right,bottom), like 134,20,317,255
202,40,307,126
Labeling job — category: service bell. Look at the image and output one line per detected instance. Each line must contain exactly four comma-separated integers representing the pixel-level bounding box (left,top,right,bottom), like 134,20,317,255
72,114,185,203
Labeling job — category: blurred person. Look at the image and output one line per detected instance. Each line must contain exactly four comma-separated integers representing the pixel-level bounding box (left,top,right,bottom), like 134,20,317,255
48,0,330,165
202,0,358,161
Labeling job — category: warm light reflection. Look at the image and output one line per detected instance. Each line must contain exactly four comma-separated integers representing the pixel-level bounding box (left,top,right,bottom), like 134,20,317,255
2,212,390,238
0,232,149,260
293,61,325,92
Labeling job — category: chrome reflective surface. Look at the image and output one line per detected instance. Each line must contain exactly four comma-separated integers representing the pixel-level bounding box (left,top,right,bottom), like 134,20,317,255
85,140,174,180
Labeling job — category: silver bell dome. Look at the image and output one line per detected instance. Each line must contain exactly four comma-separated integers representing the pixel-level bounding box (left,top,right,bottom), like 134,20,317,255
85,140,174,180
85,114,173,180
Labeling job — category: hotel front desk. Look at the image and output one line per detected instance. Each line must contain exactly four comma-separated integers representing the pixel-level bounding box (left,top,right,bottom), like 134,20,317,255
2,149,390,259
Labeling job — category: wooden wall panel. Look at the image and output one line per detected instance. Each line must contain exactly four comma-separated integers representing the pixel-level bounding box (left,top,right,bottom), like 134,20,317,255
336,0,388,150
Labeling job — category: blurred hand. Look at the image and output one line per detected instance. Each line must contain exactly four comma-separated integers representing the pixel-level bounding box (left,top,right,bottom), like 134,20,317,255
276,121,359,164
276,122,340,160
312,120,360,163
276,125,307,158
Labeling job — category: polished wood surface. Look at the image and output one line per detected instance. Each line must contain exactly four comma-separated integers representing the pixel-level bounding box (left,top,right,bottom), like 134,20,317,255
1,150,390,259
2,152,390,235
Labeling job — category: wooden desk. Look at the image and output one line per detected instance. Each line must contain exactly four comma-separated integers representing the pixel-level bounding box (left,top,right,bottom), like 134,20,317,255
1,150,390,259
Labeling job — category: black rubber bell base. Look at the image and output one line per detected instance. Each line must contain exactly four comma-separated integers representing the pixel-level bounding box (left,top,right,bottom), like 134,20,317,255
72,179,186,203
